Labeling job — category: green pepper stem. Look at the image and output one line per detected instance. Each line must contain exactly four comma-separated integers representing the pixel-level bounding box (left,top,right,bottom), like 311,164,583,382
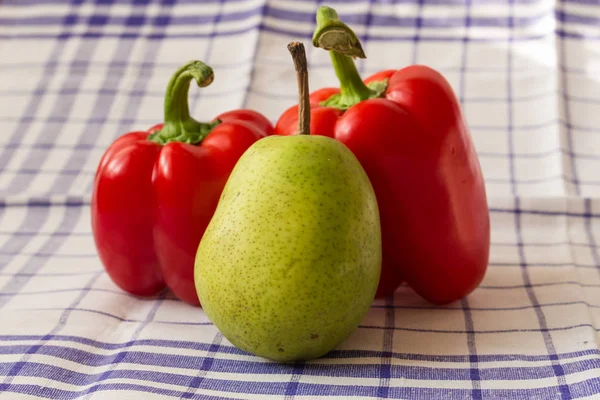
287,42,311,135
312,6,387,109
329,51,375,106
148,60,220,145
164,60,213,123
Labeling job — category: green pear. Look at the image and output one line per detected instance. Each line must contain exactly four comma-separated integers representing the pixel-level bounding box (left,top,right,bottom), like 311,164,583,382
194,43,381,362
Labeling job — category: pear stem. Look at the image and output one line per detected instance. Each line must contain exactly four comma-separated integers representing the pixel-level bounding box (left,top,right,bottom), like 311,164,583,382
287,42,311,136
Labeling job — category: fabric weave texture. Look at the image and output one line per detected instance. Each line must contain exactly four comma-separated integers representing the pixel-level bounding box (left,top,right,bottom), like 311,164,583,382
1,0,600,398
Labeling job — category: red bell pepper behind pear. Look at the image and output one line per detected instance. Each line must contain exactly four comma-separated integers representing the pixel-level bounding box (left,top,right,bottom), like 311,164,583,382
275,6,490,304
92,61,273,306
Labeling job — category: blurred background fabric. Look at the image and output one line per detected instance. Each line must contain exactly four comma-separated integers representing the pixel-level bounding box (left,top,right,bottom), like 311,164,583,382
1,0,600,398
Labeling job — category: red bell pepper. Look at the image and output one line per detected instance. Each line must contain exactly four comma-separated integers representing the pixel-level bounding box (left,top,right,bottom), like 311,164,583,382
91,61,273,306
275,7,490,304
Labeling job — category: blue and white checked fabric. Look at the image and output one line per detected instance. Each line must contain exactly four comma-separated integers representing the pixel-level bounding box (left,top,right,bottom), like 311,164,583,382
1,0,600,398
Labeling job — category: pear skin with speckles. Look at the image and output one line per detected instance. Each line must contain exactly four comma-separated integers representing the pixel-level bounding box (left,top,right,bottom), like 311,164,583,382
194,134,381,362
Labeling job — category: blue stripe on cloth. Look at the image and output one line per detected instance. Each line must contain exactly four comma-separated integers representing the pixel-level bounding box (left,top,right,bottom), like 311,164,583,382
556,9,600,26
0,60,595,76
0,59,258,71
4,2,599,29
513,198,572,399
181,333,225,399
583,199,600,276
558,3,580,195
0,198,88,208
3,8,599,40
0,8,557,29
410,0,424,63
558,30,600,40
2,0,252,4
283,361,305,398
0,30,554,42
1,357,599,386
0,26,591,42
0,0,563,6
488,207,600,219
562,0,600,4
0,9,264,27
506,0,517,196
0,370,599,399
377,296,394,398
462,299,482,400
488,261,591,268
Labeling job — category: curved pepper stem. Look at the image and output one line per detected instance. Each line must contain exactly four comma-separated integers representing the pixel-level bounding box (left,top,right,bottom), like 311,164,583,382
312,6,387,109
148,60,220,145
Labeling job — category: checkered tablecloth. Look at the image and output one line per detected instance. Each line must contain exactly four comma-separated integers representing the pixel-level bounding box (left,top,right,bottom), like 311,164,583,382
1,0,600,398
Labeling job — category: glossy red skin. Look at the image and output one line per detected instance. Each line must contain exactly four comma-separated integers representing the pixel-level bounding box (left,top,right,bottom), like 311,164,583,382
91,110,273,305
275,66,490,304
